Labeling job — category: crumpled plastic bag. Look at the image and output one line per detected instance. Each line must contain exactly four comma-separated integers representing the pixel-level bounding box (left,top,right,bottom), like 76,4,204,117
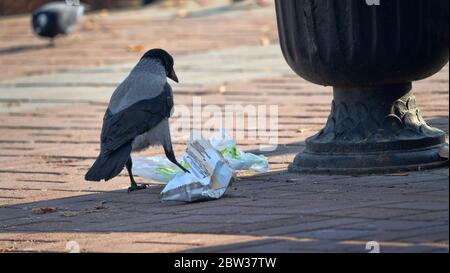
132,128,269,183
160,137,235,202
131,129,269,203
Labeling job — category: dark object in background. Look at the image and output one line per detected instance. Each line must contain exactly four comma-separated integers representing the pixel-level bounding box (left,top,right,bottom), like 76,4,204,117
141,0,160,6
32,2,85,44
85,49,189,193
275,0,449,174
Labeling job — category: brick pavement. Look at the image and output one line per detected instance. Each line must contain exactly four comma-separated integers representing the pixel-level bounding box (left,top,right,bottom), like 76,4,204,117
0,0,277,80
0,1,448,253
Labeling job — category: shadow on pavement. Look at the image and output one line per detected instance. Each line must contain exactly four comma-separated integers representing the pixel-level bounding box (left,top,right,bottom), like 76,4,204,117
0,43,52,56
0,118,448,253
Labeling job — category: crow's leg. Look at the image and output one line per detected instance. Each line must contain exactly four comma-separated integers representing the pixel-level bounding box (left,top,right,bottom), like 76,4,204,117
164,145,190,173
49,38,56,47
161,125,190,173
126,157,149,193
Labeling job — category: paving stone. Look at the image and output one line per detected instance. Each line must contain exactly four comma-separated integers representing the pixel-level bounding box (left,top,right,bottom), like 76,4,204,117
0,0,448,253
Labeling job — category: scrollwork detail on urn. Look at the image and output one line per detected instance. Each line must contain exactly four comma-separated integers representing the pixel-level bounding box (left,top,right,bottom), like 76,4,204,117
315,93,443,144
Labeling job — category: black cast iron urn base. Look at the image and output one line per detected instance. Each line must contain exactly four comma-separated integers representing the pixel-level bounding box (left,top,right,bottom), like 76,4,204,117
275,0,449,174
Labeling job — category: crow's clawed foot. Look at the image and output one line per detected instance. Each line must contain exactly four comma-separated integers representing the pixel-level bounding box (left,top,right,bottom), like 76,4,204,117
127,183,149,193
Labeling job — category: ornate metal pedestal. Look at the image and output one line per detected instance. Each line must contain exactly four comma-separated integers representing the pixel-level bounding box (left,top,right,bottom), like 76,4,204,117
275,0,449,174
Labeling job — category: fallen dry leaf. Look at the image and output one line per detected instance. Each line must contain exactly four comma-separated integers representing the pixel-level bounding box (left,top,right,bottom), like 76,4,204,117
175,9,188,18
126,44,146,53
60,211,79,217
219,84,227,94
32,207,57,215
98,9,109,18
95,201,107,210
0,246,16,253
260,37,271,46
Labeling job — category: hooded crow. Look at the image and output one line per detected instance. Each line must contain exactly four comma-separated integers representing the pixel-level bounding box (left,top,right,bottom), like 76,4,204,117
32,2,85,45
85,49,189,192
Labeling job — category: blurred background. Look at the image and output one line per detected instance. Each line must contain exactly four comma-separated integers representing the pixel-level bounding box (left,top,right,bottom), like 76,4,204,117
1,0,153,16
0,0,267,16
0,0,276,80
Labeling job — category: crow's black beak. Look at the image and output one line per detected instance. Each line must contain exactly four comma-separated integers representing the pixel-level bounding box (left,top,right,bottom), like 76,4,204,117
168,68,179,83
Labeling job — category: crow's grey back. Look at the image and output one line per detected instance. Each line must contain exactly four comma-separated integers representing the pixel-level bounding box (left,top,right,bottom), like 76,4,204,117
108,58,167,115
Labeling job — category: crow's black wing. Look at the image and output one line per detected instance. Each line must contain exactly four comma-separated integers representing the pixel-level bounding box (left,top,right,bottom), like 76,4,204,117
100,86,172,156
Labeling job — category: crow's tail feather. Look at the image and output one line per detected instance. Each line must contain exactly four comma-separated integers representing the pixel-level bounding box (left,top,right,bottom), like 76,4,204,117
85,144,132,182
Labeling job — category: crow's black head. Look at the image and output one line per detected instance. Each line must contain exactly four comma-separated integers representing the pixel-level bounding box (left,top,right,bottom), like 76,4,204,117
32,11,59,38
142,48,178,83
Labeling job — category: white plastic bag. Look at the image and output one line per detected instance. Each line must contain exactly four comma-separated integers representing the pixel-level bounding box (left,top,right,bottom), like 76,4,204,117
133,129,269,189
132,129,269,184
210,128,269,173
131,156,188,183
131,129,270,202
